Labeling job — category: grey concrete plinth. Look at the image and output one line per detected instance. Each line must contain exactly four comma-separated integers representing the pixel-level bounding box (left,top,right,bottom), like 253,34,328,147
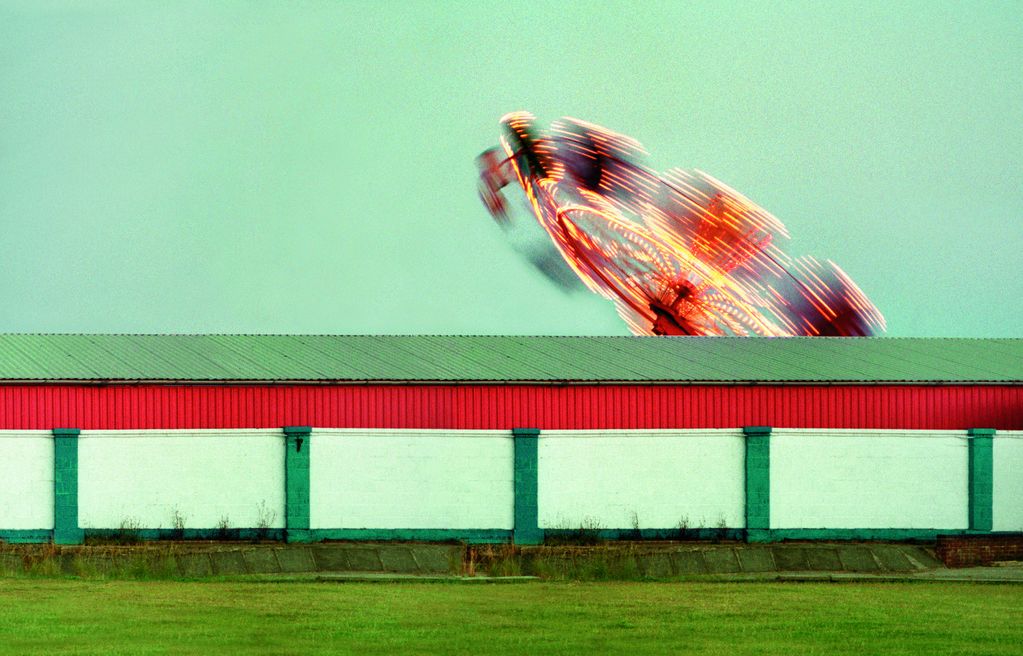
311,547,351,571
378,547,419,573
901,545,943,569
210,550,247,575
275,547,316,573
411,545,462,574
872,545,914,571
671,551,707,575
342,548,384,572
837,547,881,572
0,554,22,574
805,548,842,571
638,553,673,578
177,553,213,578
241,548,281,573
737,548,776,573
0,541,973,581
701,548,741,573
772,547,810,571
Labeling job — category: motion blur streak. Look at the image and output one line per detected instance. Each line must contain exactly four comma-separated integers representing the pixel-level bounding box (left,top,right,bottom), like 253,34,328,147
478,112,886,336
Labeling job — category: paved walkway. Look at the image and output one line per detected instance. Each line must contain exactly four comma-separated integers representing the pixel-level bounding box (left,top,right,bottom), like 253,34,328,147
693,565,1023,583
234,564,1023,584
910,563,1023,583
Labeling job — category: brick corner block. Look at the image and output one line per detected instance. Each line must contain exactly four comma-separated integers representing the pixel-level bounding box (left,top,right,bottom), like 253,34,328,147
52,428,83,545
512,428,542,545
284,426,312,543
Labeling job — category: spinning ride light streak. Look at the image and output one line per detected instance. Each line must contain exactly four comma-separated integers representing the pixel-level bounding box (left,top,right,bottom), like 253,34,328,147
477,111,885,336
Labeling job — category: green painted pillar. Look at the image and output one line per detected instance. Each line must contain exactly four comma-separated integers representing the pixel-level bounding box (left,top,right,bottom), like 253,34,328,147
513,428,542,545
967,428,995,532
53,428,83,545
744,426,771,543
284,426,312,543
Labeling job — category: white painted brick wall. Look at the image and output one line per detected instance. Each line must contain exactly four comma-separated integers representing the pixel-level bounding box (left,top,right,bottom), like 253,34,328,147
538,430,746,530
78,430,285,529
771,429,969,529
993,431,1023,532
0,431,54,530
10,426,1016,536
310,429,514,529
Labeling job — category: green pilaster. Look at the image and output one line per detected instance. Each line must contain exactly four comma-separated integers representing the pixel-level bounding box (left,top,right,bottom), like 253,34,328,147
513,428,542,545
744,426,771,543
967,428,994,532
52,428,83,545
284,426,312,543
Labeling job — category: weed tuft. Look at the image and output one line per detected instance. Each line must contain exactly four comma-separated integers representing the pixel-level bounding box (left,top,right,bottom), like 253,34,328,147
215,516,231,541
84,518,145,546
625,511,642,541
465,544,522,577
676,515,692,540
545,517,605,546
254,501,276,542
170,508,186,541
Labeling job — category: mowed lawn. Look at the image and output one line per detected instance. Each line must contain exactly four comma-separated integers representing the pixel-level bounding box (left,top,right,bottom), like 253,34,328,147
0,580,1020,655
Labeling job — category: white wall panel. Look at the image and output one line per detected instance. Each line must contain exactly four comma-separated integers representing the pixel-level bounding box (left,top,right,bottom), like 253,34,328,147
0,431,54,530
310,430,514,529
538,430,746,530
78,430,285,529
771,429,968,529
993,431,1023,532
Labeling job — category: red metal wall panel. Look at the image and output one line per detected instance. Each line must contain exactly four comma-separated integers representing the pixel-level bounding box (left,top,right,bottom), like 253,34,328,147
0,384,1020,430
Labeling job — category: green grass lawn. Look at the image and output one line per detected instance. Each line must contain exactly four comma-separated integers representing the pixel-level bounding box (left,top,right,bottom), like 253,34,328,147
0,580,1020,655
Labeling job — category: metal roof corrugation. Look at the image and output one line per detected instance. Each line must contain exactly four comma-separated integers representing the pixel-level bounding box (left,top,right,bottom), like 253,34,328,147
0,334,1020,383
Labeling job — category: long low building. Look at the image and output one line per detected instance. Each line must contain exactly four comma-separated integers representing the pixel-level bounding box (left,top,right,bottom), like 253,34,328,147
0,334,1020,545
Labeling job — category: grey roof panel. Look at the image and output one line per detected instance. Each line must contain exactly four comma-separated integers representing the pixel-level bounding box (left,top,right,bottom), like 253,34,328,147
0,334,1019,383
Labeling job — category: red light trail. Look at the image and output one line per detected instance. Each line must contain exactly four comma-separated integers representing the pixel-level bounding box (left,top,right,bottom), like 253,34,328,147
478,111,885,336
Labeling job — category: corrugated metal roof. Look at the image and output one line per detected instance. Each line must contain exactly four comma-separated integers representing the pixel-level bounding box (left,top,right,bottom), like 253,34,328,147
0,334,1019,383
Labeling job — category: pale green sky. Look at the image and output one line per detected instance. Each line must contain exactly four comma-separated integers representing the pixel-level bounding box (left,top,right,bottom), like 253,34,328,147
1,1,1020,336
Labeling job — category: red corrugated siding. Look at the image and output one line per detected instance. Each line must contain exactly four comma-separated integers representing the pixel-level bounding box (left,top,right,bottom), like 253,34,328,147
0,384,1020,430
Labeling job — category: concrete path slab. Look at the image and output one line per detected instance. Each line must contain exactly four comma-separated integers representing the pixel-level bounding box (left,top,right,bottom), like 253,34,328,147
316,573,540,584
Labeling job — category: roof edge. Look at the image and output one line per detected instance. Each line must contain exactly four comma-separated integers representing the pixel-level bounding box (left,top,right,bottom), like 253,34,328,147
1,379,1020,386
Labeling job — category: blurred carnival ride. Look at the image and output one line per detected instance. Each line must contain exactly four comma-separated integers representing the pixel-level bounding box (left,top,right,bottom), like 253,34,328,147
477,111,885,336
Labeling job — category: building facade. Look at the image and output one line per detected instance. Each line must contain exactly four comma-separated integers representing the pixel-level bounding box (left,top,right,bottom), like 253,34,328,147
0,335,1020,544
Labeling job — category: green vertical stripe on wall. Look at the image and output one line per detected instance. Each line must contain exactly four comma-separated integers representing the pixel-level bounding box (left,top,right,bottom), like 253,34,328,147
513,428,542,545
744,426,771,543
967,428,994,532
284,426,312,543
52,428,83,545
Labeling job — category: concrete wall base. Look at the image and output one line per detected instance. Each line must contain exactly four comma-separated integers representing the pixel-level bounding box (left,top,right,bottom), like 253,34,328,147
0,541,953,579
